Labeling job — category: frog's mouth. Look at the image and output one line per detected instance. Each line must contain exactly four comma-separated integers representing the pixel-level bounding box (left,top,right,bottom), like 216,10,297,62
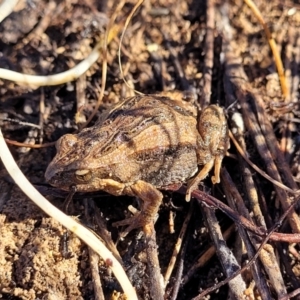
45,165,57,185
45,164,126,196
45,163,73,191
45,172,70,191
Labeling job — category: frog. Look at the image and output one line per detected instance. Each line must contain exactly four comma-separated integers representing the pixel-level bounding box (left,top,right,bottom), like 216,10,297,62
45,94,229,235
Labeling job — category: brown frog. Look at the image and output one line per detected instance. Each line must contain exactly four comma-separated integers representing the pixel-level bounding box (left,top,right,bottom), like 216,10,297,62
45,94,229,234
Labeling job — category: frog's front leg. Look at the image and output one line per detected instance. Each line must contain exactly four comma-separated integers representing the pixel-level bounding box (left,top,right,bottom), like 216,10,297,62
186,105,229,201
113,180,163,236
186,159,215,201
185,151,225,201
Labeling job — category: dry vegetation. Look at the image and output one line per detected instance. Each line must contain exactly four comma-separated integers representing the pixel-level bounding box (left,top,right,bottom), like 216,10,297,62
1,0,300,299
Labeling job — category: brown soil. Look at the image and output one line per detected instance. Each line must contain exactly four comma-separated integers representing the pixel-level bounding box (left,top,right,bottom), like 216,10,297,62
1,0,300,299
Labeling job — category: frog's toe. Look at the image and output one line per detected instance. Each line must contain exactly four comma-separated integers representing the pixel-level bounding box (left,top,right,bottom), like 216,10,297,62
113,213,151,237
211,175,220,184
185,180,199,202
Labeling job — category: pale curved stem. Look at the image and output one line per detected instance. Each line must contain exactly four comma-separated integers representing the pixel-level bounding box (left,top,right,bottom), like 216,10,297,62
0,129,138,300
0,0,19,23
0,43,102,86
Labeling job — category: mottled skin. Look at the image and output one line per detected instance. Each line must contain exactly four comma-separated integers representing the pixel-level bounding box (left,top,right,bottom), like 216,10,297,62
45,95,229,234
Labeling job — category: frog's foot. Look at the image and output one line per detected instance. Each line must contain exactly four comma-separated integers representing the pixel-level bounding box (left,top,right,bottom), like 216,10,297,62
113,180,163,237
113,210,154,237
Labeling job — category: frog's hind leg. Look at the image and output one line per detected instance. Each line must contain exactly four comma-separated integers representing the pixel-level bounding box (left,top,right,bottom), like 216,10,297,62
113,180,163,237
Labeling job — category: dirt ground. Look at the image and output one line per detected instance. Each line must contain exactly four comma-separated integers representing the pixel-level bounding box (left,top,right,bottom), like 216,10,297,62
1,0,300,299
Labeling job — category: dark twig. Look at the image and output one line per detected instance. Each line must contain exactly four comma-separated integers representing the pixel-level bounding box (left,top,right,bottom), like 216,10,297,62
221,169,272,299
203,205,246,299
253,93,298,191
279,288,300,300
277,243,300,294
192,193,299,299
224,49,300,233
164,36,191,91
143,223,164,300
88,248,105,300
200,0,215,108
92,203,123,264
181,225,234,285
170,224,190,300
166,185,300,243
229,109,287,296
221,169,286,298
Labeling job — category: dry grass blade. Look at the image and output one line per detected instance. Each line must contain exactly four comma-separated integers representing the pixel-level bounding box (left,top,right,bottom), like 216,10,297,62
228,130,299,195
164,201,193,286
118,0,144,96
0,130,138,300
82,13,123,128
244,0,289,100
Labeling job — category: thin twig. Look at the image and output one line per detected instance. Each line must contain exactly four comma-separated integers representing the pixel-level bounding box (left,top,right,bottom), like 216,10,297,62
170,227,190,300
0,117,41,129
164,200,193,286
253,94,298,191
5,139,55,148
229,130,298,195
182,225,234,285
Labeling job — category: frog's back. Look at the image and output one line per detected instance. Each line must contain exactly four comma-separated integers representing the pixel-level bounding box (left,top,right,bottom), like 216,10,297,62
88,95,200,186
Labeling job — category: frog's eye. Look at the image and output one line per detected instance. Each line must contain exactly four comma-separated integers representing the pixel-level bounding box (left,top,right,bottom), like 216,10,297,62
57,134,78,151
75,169,92,182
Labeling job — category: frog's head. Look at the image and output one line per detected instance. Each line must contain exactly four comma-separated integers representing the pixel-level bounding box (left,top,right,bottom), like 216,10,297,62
45,133,114,192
